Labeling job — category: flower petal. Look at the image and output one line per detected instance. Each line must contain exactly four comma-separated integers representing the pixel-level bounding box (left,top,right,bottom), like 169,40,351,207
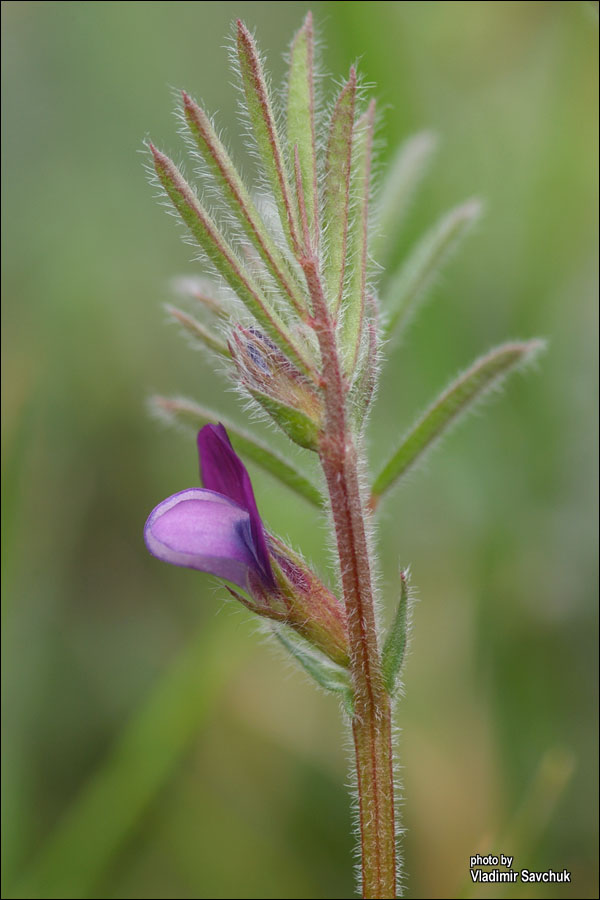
144,488,258,589
197,423,274,584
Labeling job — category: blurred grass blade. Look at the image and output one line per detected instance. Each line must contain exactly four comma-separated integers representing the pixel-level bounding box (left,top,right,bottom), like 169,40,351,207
373,131,437,267
165,304,230,357
383,199,482,339
151,396,323,507
275,627,354,716
342,101,375,372
287,12,319,246
371,340,545,504
11,618,250,900
382,569,410,695
457,747,575,899
236,20,301,255
150,145,313,375
182,92,307,315
501,748,576,864
322,68,357,311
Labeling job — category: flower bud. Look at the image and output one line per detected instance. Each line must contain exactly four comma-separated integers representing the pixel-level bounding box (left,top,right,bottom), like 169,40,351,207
229,326,323,450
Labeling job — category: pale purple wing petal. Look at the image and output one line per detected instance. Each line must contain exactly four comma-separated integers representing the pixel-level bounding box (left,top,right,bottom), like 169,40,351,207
197,424,274,584
144,488,257,589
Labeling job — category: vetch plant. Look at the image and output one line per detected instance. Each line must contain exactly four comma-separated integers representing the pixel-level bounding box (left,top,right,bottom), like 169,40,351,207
144,14,542,899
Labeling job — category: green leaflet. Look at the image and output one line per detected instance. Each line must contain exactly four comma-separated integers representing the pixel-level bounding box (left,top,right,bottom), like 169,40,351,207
236,20,301,256
382,569,410,696
150,396,323,508
383,198,482,339
372,131,437,269
348,306,378,431
371,340,545,502
150,145,313,375
287,12,318,245
342,101,375,374
182,92,307,316
247,388,320,451
274,627,354,716
322,70,356,310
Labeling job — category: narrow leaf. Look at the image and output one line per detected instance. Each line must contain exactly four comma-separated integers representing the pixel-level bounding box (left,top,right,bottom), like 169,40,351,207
371,340,545,503
170,276,227,319
349,296,379,430
165,304,230,357
150,396,323,508
236,20,301,254
322,69,357,310
182,92,307,316
383,198,482,339
275,627,354,716
287,12,319,245
382,569,410,695
150,144,313,375
373,131,437,267
342,100,375,372
293,144,312,251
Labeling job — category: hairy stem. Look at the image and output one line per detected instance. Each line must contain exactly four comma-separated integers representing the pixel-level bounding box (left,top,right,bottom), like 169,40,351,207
303,257,397,898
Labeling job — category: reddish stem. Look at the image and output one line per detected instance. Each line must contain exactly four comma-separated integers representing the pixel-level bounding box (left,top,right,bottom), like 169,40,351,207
302,256,397,898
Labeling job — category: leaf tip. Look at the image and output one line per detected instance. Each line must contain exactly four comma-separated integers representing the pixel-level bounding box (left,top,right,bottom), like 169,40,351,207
454,196,484,225
236,18,252,47
415,129,438,152
513,337,548,365
525,337,547,355
149,142,168,170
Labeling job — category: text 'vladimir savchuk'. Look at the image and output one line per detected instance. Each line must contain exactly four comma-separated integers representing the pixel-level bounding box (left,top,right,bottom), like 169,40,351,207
470,854,571,884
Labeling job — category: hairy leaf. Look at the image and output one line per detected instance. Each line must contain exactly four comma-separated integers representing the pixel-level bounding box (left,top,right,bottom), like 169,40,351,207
275,627,354,715
342,100,375,372
236,20,301,255
373,131,437,267
382,569,410,695
322,69,357,310
150,145,314,375
182,92,306,315
383,198,482,339
371,340,544,503
287,12,319,246
165,304,230,357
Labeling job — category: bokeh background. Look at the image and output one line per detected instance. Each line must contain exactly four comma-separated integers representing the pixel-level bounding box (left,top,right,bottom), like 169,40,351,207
2,2,598,898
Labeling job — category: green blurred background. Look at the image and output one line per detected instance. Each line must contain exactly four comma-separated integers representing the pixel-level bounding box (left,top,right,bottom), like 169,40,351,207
1,2,597,898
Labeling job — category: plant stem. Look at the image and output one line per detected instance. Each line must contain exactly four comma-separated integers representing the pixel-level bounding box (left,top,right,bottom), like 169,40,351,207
303,257,397,899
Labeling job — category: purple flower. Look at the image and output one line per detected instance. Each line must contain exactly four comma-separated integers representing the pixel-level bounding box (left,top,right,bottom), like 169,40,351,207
145,423,350,667
144,423,274,590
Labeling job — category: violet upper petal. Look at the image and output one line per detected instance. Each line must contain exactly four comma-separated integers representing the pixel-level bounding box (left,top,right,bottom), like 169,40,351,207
144,488,259,589
197,424,274,584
